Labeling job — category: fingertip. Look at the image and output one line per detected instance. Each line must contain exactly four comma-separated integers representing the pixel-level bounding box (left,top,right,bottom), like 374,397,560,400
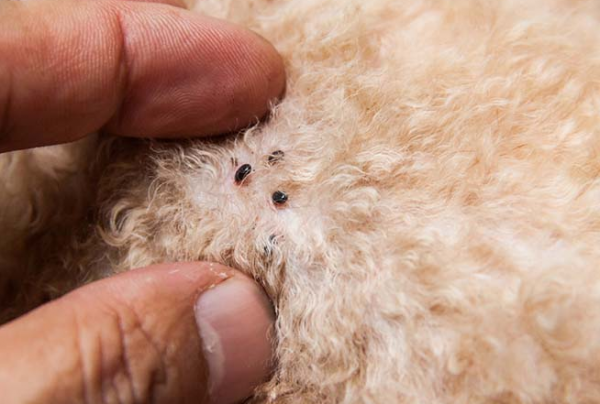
104,6,286,138
121,263,276,403
195,274,275,404
214,25,287,133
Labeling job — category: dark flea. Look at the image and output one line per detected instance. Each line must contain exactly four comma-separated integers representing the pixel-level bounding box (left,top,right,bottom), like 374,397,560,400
235,164,252,184
264,234,278,256
268,150,285,165
272,190,288,205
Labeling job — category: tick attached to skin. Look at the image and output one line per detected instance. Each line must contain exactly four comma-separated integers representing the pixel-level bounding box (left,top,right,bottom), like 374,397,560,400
235,164,252,184
272,190,288,206
264,234,278,256
268,150,285,165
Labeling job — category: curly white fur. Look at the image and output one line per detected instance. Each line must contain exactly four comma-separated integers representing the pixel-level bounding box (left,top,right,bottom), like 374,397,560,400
3,0,600,402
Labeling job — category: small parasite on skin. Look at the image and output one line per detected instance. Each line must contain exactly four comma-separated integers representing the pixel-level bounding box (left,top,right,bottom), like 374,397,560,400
264,234,278,256
272,190,288,205
268,150,285,165
235,164,252,184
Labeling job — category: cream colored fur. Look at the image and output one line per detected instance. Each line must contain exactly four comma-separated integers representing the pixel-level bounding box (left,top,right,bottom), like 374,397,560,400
3,0,600,402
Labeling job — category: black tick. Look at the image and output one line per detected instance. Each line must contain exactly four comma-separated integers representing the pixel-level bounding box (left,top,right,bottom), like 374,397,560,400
272,191,288,205
268,150,285,165
235,164,252,184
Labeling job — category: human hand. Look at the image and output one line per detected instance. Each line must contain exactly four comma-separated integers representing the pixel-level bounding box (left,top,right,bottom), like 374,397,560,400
0,0,285,152
0,263,275,404
0,0,285,402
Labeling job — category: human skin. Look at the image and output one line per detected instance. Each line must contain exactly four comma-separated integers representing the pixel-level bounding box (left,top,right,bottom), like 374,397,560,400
0,0,285,151
0,0,286,402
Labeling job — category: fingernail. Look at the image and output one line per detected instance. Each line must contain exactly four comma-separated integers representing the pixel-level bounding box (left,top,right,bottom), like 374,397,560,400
195,275,275,404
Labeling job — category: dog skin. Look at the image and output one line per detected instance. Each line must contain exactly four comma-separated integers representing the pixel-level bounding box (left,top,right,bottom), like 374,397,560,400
2,0,600,402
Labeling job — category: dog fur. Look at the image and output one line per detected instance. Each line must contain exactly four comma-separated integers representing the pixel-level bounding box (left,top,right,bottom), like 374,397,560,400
3,0,600,402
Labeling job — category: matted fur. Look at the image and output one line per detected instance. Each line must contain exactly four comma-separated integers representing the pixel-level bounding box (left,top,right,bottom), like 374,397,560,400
2,0,600,402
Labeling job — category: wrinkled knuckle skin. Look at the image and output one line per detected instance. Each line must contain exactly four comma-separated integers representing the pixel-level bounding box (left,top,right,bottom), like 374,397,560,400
77,306,169,404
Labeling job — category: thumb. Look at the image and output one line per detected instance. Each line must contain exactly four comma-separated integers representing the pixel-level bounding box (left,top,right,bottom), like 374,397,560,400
0,262,274,404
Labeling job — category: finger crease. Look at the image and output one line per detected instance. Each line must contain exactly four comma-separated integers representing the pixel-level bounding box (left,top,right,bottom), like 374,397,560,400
117,309,169,404
111,10,132,131
132,316,170,402
73,310,94,404
0,67,13,143
117,314,138,404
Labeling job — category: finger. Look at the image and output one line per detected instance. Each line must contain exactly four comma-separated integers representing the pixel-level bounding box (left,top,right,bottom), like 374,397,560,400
0,262,275,404
0,0,285,152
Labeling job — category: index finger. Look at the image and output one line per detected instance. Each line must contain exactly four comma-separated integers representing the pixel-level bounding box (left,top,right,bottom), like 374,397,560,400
0,0,285,152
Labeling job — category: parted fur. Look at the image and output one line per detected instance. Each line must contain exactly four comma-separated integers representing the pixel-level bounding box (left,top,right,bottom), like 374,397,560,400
3,0,600,402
